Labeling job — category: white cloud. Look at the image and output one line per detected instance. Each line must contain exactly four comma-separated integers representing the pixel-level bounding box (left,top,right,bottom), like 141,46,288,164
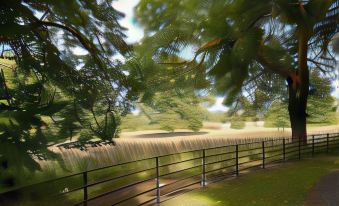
72,47,88,55
113,0,144,43
332,79,339,98
207,97,228,112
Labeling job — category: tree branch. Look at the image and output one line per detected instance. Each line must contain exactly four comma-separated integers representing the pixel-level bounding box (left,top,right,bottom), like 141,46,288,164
257,52,294,78
39,9,50,21
38,21,96,54
307,58,332,72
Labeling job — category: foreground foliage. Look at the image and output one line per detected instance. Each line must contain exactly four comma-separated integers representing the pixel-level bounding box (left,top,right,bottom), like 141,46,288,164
0,0,137,188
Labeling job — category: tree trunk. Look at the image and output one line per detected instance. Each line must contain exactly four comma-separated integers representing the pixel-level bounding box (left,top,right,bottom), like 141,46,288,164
287,29,310,143
288,82,307,142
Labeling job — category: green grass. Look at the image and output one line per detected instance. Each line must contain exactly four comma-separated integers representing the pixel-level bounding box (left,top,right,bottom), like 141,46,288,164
161,153,339,206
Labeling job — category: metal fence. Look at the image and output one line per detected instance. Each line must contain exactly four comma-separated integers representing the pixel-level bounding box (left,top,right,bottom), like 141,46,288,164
1,133,339,206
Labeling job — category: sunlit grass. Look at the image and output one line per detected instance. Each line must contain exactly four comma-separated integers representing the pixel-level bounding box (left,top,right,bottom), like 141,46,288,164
161,153,339,206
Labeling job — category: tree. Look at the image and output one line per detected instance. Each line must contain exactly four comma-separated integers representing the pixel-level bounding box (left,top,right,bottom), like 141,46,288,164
230,114,246,129
0,0,137,140
265,71,336,129
0,1,136,187
265,101,290,130
136,0,339,141
139,92,204,132
307,70,336,124
125,43,208,132
228,94,266,122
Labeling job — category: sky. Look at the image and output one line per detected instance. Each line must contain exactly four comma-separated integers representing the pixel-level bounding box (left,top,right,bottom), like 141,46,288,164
113,0,144,44
112,0,339,112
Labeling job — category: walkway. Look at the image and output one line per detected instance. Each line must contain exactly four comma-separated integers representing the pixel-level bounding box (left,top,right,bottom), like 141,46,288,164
305,170,339,206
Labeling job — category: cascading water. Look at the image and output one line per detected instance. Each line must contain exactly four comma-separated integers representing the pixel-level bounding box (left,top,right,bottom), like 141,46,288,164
52,132,290,171
49,127,339,172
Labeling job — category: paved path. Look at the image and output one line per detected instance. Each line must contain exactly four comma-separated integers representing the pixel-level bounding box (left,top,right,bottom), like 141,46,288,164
305,170,339,206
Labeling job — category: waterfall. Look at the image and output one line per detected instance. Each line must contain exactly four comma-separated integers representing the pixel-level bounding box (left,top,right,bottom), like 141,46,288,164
50,127,339,172
51,132,290,171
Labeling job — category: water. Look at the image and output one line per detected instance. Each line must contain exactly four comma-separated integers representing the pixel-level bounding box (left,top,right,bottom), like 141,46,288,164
49,127,339,172
52,133,291,171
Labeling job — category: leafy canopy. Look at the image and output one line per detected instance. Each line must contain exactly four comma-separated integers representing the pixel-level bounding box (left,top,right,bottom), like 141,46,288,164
136,0,338,104
0,0,138,187
126,45,208,132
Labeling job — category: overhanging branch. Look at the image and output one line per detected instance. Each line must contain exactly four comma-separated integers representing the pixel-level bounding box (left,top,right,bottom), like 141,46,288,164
38,21,96,54
257,52,294,78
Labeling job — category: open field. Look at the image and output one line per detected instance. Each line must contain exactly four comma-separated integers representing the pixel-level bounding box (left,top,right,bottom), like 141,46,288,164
120,122,339,139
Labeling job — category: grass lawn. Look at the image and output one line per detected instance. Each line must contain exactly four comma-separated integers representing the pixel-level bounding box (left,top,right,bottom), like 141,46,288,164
161,153,339,206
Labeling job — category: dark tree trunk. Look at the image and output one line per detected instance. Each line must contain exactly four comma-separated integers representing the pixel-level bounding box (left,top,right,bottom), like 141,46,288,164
287,81,307,142
287,30,310,143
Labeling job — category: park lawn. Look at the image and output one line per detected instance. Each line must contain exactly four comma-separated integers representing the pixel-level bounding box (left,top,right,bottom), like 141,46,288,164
161,153,339,206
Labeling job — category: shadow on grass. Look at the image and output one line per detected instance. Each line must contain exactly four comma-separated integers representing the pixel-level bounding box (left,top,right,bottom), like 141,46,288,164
160,153,339,206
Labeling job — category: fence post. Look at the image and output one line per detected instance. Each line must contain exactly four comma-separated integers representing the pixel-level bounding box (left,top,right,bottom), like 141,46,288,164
201,149,206,186
312,135,315,157
283,139,286,161
83,171,88,206
262,141,265,169
235,145,239,176
327,133,329,153
156,157,160,204
298,137,301,160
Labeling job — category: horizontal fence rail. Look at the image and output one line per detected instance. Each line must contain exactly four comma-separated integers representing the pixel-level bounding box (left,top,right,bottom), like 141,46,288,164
1,133,339,206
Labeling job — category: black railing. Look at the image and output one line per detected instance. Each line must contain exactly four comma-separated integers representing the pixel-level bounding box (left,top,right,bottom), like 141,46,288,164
1,133,339,206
